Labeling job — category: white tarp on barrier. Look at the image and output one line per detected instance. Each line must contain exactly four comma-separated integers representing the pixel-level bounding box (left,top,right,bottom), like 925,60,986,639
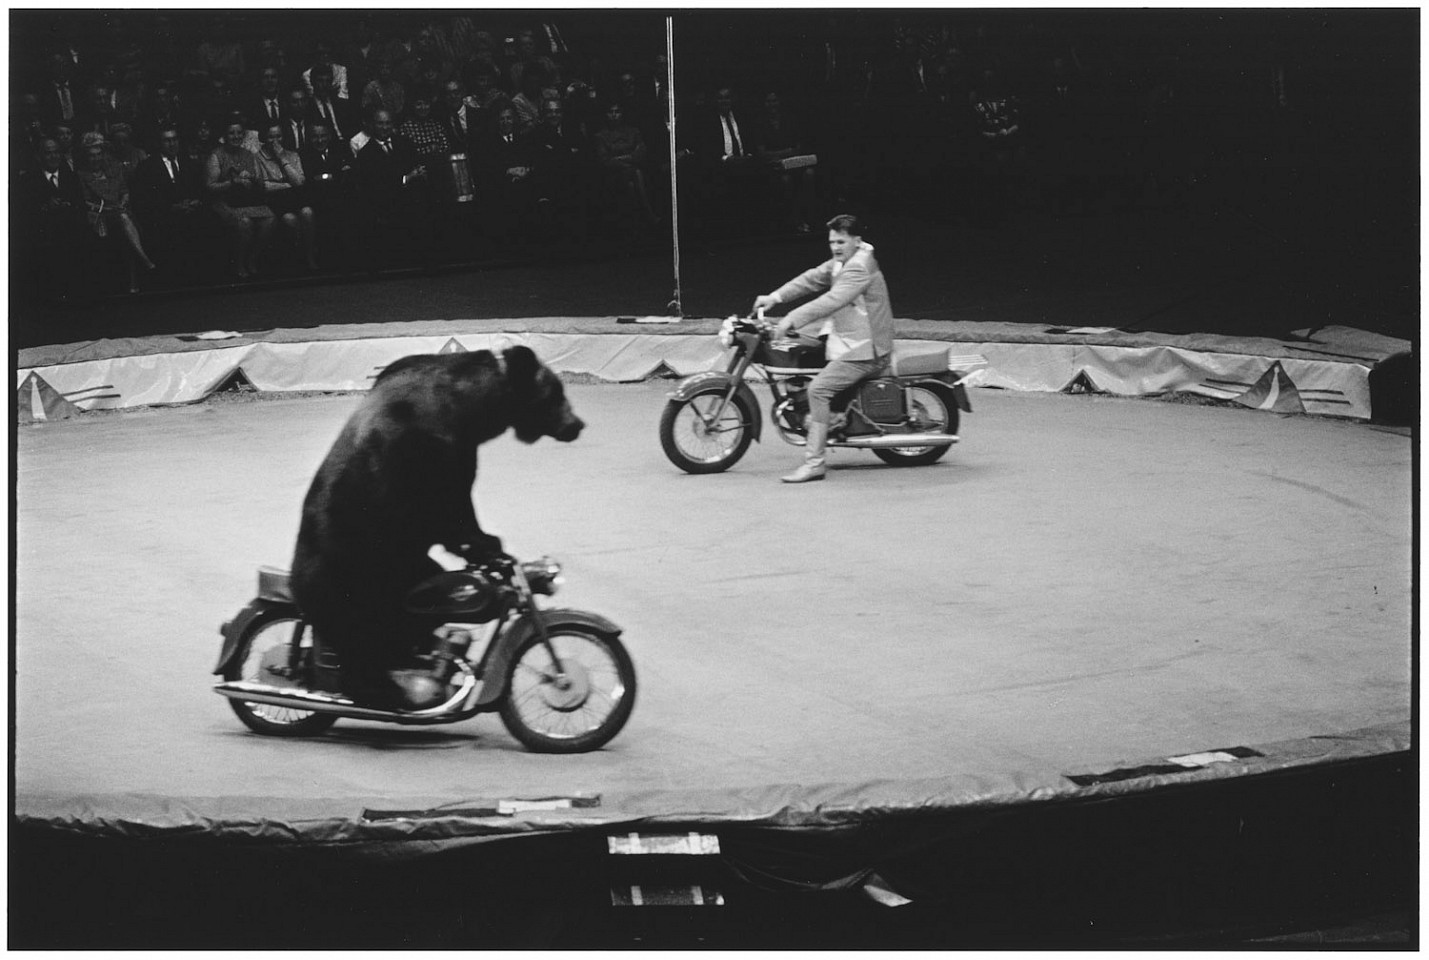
17,332,1374,419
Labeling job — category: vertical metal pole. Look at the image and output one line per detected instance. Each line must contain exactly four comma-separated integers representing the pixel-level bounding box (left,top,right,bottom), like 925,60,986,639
666,15,682,317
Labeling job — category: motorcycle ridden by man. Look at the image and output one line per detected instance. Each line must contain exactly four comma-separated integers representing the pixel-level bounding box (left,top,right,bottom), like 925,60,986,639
659,214,979,477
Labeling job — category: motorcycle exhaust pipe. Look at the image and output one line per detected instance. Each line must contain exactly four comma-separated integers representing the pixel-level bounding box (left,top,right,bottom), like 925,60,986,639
214,674,477,720
832,432,959,449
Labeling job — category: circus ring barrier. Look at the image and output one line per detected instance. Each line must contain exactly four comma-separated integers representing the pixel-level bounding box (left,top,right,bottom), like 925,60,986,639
16,318,1408,421
13,318,1414,947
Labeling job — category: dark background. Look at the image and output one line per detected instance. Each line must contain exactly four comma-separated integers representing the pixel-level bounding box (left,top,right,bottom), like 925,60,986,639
10,8,1418,345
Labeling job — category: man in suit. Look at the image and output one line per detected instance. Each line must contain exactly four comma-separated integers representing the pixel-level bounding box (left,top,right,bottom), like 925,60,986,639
678,83,770,236
131,125,209,282
752,214,896,483
299,118,357,267
308,65,360,146
280,87,313,152
353,107,430,269
16,137,87,299
436,79,480,155
520,96,591,241
244,66,287,136
474,102,535,247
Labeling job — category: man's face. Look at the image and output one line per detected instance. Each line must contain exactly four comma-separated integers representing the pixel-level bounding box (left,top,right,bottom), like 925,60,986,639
39,139,62,171
496,108,515,136
828,229,860,264
372,110,394,140
312,73,334,99
53,125,74,150
288,90,309,115
444,83,463,108
260,69,280,94
310,124,331,149
542,102,562,129
159,129,182,157
91,87,112,113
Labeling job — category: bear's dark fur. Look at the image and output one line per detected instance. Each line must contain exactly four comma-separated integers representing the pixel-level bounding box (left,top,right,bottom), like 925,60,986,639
290,346,584,707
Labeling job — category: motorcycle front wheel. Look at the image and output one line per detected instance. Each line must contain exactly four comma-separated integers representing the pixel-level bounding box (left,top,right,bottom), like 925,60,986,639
499,627,636,753
873,382,960,467
224,614,338,737
659,386,758,474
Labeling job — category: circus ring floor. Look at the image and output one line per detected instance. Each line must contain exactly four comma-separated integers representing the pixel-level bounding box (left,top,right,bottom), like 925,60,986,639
13,376,1413,948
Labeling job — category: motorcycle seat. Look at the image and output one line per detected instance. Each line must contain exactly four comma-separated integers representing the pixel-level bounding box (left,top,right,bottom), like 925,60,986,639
891,346,951,378
258,566,294,603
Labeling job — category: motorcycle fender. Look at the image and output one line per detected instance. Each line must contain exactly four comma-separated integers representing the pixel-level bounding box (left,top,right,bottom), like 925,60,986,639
669,373,763,442
214,599,298,675
475,608,624,707
912,375,972,413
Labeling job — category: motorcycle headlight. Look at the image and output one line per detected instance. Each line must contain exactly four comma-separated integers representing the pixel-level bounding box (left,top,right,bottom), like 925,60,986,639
717,315,737,348
520,556,563,596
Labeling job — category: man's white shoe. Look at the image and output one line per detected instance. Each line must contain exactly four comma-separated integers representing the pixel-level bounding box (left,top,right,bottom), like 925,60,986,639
781,461,826,483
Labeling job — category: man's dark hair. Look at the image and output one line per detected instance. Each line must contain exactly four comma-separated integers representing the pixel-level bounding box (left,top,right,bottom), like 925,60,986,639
826,213,863,237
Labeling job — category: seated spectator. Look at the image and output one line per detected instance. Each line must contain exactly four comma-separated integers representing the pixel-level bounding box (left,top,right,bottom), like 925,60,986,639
298,118,356,267
282,86,312,151
131,124,209,283
204,116,275,280
462,61,508,126
508,28,559,97
592,100,659,229
353,107,433,269
255,121,318,271
520,95,592,243
244,65,287,134
50,121,78,171
16,136,87,299
510,73,548,137
677,84,771,235
302,40,350,100
183,116,218,166
76,131,157,292
751,90,818,232
77,83,121,140
361,58,405,121
138,79,186,145
106,120,148,181
473,102,537,248
436,78,480,154
398,87,451,159
308,65,360,145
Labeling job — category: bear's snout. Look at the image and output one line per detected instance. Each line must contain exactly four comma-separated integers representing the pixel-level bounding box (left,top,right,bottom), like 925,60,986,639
553,415,584,442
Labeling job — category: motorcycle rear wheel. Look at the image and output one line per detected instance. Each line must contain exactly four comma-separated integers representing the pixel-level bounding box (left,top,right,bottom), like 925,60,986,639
659,387,757,474
224,614,338,737
873,382,960,467
499,627,636,753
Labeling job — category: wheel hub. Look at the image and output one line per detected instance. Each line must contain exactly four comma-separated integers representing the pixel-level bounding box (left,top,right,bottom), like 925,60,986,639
539,661,591,711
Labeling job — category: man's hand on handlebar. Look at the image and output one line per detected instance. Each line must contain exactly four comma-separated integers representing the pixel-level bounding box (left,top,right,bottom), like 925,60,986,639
752,294,780,316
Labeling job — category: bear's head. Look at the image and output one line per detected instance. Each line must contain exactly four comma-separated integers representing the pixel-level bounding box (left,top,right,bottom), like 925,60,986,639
504,345,585,444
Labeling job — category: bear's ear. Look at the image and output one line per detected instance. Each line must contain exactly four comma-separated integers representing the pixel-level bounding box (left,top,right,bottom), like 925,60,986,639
503,345,539,392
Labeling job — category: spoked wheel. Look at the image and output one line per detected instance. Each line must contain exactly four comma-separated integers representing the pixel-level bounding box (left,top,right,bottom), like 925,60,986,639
499,628,636,753
873,382,960,467
659,386,758,474
223,615,338,737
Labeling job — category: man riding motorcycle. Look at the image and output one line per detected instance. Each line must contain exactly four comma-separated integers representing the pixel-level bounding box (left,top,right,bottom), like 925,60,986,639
752,213,894,483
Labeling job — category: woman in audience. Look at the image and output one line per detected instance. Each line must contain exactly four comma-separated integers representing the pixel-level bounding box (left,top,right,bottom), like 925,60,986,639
204,115,275,280
593,100,659,228
76,131,157,292
256,121,319,271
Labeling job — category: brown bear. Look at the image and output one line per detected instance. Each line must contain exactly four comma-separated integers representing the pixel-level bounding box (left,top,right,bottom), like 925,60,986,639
290,346,584,708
